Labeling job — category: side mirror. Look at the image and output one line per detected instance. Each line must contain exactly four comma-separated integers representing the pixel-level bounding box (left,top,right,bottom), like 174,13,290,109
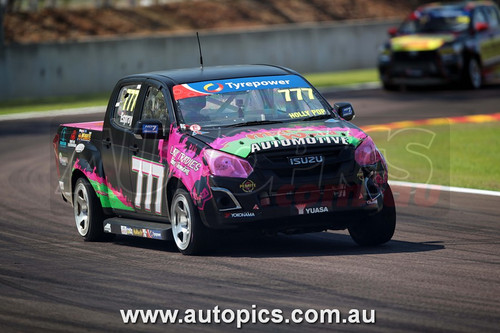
388,27,398,37
475,22,489,32
333,102,355,121
133,119,166,139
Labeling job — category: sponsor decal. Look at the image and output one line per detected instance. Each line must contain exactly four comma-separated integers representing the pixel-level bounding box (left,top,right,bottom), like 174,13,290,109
189,124,201,133
203,83,224,93
304,206,329,214
132,228,143,237
169,146,202,176
253,204,260,210
240,179,256,193
226,212,256,218
59,127,68,147
120,114,133,126
77,129,92,142
250,136,349,153
288,108,326,119
341,106,353,118
288,155,324,166
58,153,68,166
104,223,111,233
121,225,133,235
75,143,85,153
142,124,159,134
68,129,77,147
173,75,308,100
146,229,163,240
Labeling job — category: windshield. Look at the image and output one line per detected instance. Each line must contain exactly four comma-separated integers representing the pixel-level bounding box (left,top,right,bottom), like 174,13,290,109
400,8,471,33
173,75,334,128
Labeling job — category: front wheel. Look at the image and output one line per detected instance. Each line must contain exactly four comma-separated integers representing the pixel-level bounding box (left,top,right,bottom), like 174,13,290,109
73,177,107,241
463,57,482,89
170,188,210,255
348,186,396,246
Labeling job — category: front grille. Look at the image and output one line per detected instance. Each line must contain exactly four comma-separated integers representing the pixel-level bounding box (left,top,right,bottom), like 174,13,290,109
392,50,438,62
248,145,357,188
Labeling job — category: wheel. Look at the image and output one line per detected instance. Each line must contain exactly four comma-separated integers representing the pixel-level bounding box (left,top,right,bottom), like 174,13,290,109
463,57,482,89
170,188,210,255
73,177,107,241
382,80,398,91
348,186,396,246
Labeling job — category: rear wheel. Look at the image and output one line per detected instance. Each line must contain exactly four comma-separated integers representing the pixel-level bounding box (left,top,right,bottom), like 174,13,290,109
73,177,107,241
348,186,396,246
170,188,211,255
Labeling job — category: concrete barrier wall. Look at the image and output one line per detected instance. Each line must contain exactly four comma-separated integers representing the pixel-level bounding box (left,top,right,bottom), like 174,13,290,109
0,19,398,100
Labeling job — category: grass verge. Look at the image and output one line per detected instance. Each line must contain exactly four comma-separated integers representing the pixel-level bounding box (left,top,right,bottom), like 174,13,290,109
367,122,500,191
0,69,379,115
0,93,110,115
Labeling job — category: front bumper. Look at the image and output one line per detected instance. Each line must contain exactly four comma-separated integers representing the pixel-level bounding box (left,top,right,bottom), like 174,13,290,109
379,50,463,85
199,174,386,233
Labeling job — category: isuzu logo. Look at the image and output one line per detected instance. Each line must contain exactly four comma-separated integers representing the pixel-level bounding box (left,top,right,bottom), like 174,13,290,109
288,155,324,166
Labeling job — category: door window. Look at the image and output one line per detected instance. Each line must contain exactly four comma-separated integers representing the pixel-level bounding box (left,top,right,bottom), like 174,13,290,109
113,84,141,129
141,86,169,132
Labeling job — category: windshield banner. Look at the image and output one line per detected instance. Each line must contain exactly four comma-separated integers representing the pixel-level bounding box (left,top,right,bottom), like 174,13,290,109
173,75,308,100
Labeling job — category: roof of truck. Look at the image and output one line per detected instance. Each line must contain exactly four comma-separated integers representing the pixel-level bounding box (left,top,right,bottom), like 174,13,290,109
127,64,298,86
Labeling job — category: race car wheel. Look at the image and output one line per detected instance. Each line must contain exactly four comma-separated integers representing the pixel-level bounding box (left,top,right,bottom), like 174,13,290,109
170,188,209,255
348,186,396,246
73,177,106,241
464,57,482,89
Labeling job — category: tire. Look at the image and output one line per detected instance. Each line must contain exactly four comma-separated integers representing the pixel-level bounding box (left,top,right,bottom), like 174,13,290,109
463,57,482,89
170,188,210,255
73,177,107,241
348,186,396,246
382,80,398,91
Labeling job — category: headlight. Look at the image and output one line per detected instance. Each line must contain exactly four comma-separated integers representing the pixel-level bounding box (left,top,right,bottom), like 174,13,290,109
378,44,391,63
204,149,253,178
355,137,388,187
355,137,384,166
439,43,463,62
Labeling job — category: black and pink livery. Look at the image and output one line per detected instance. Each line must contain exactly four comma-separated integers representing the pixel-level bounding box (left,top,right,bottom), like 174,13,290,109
53,64,396,255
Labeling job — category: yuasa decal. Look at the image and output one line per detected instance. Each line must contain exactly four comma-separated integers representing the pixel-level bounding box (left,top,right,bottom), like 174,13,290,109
132,156,165,214
304,206,329,214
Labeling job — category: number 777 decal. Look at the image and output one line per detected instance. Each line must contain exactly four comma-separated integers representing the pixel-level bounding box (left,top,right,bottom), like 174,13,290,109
132,156,165,214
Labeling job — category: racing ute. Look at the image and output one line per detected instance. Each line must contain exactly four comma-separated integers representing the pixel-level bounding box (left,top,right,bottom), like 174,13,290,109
53,65,396,255
378,1,500,90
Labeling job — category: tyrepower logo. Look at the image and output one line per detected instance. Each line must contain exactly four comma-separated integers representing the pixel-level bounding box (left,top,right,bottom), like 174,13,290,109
203,83,224,93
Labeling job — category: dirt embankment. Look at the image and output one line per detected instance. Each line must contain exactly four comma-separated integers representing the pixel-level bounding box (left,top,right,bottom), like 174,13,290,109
4,0,417,44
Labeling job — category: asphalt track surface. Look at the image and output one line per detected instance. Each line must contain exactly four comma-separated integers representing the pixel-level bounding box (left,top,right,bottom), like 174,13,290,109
1,86,499,332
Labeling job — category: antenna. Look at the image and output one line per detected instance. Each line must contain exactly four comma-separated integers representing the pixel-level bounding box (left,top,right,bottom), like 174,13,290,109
196,32,204,69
